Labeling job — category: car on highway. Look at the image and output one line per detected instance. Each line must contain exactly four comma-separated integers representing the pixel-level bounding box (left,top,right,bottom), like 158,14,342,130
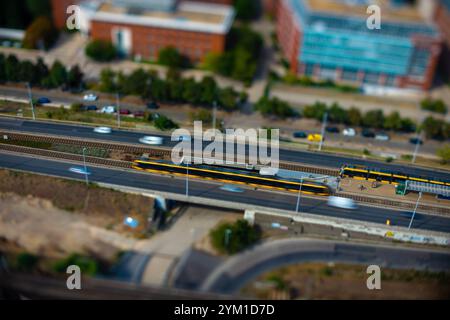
307,133,323,142
119,109,131,115
101,106,116,114
139,136,163,145
177,135,191,142
36,97,51,104
69,167,91,175
147,101,160,110
133,111,145,118
409,137,423,145
93,126,112,134
326,126,340,133
220,185,244,193
83,93,98,102
293,131,307,139
375,132,390,141
83,105,98,111
361,129,375,138
327,196,357,210
342,128,356,137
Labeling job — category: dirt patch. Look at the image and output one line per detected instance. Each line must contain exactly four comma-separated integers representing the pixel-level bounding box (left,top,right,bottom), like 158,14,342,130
242,262,450,299
0,169,154,235
0,193,136,261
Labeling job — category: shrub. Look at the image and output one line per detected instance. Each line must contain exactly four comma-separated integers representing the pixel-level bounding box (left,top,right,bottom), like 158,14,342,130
53,253,98,276
158,46,185,69
153,115,179,131
421,98,448,114
210,219,261,255
85,40,116,62
437,144,450,164
16,252,38,272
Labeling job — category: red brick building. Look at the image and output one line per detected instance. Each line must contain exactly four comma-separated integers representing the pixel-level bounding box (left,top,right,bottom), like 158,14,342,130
51,0,79,29
435,0,450,80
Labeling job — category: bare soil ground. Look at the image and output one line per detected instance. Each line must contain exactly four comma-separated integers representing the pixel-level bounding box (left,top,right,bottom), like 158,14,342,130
0,169,154,236
242,262,450,300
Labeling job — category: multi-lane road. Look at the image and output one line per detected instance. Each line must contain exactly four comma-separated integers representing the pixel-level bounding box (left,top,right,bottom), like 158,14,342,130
1,116,450,181
1,152,450,233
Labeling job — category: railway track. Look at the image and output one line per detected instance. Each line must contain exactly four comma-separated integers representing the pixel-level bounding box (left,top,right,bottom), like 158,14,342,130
1,142,449,216
0,129,339,175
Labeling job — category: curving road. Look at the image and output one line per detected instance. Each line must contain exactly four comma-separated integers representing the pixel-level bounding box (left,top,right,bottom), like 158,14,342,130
200,238,450,294
1,152,450,233
1,116,450,181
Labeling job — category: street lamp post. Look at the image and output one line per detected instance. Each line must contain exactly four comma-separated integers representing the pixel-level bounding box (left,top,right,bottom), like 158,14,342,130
212,100,217,130
27,83,36,120
116,92,121,128
181,156,189,197
318,112,328,151
224,228,232,248
408,191,422,230
82,147,89,186
295,177,304,214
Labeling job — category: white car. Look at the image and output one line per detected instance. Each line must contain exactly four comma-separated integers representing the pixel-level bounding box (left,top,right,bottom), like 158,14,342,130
93,126,112,134
327,196,357,210
83,93,98,102
101,106,116,114
139,136,164,145
343,128,356,137
375,133,390,141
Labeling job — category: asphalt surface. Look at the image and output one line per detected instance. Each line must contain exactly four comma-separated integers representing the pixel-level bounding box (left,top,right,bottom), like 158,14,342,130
200,238,450,294
1,116,450,181
1,152,450,233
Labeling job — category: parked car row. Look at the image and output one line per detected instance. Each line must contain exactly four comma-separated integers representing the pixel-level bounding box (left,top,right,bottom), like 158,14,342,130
293,127,391,142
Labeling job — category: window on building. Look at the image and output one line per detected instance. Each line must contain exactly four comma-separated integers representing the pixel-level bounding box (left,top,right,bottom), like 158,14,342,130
385,74,397,87
304,64,314,76
363,72,380,84
342,68,358,82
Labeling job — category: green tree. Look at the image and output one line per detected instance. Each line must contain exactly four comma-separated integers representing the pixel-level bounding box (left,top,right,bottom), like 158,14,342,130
421,98,448,114
347,107,362,126
18,60,36,83
437,144,450,164
16,252,38,272
23,16,57,49
302,101,327,120
255,96,295,119
218,87,239,111
158,46,185,69
48,60,67,88
233,0,257,21
189,109,213,124
363,109,385,129
182,78,201,104
199,76,217,105
384,111,402,131
328,102,347,124
53,253,98,276
99,68,117,92
5,55,20,81
210,219,261,254
421,116,449,140
66,65,84,89
85,39,116,62
26,0,51,18
0,54,5,82
153,115,179,131
35,57,49,84
400,118,416,133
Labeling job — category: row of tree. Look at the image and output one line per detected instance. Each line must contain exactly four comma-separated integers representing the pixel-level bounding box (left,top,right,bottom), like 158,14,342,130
99,68,247,112
0,54,84,90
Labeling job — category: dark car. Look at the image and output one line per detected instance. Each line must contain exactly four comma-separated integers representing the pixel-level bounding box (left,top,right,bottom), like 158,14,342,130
133,111,145,118
119,109,131,115
293,131,307,139
146,101,160,110
362,129,375,138
37,97,51,104
83,105,98,111
326,126,340,133
409,137,424,145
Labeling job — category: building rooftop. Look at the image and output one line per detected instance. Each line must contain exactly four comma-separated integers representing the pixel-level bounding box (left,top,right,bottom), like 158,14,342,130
89,0,235,34
290,0,439,39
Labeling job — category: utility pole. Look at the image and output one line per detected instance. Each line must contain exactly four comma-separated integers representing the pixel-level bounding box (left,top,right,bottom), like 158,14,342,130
27,83,35,120
408,191,422,230
412,131,422,164
224,228,232,249
212,100,217,130
295,177,304,214
181,156,189,197
116,92,121,128
82,147,89,186
318,112,328,151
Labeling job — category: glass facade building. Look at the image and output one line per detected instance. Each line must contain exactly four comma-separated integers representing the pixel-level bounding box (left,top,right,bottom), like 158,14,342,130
278,0,443,90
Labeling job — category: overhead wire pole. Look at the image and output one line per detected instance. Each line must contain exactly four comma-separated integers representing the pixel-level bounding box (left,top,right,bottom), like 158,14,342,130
411,130,422,164
82,147,89,186
408,191,422,230
27,83,36,120
318,112,328,151
295,177,304,214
